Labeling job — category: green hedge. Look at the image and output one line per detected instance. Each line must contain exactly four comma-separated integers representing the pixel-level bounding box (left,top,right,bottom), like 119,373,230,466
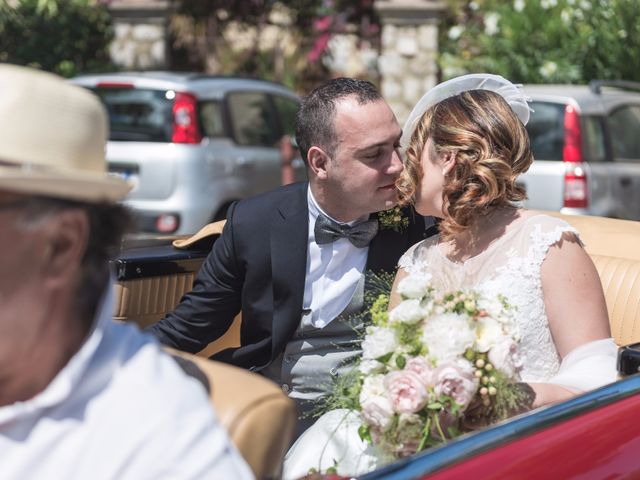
440,0,640,83
0,0,114,77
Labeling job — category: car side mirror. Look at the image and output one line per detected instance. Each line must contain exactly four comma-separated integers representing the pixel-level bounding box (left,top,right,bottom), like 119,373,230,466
617,343,640,376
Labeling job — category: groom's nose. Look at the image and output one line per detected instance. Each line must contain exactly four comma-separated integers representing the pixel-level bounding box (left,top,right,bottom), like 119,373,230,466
387,149,404,176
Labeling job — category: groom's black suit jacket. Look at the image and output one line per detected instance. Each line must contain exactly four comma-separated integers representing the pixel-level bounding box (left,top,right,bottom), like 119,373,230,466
149,182,428,371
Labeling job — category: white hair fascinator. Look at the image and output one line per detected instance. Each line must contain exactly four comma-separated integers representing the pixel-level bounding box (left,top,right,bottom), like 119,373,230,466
400,73,532,149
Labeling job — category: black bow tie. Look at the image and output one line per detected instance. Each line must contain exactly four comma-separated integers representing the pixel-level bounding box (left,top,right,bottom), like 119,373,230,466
314,213,379,248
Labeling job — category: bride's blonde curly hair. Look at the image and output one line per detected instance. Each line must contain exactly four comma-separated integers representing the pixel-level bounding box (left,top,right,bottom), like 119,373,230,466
397,90,533,241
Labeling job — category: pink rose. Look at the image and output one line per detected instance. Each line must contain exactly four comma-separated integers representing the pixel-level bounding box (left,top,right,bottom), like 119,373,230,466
384,370,429,414
406,357,435,386
433,360,478,411
361,396,395,432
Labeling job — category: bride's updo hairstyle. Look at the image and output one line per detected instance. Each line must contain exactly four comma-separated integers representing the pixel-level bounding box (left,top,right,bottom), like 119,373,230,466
398,74,533,240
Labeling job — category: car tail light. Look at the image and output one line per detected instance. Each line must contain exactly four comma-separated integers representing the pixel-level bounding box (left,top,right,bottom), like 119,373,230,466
172,92,202,144
562,105,588,208
155,214,180,233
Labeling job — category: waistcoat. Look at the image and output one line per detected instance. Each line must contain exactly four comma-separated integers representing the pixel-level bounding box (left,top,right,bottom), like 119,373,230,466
262,274,366,437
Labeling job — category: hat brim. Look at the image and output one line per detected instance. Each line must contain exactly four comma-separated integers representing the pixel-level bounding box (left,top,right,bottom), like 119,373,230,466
0,166,132,203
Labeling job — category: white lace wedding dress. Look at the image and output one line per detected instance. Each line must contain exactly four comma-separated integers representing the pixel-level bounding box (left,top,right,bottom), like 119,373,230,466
283,214,618,479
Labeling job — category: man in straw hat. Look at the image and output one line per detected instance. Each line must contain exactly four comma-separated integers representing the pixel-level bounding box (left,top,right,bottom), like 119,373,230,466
0,64,253,479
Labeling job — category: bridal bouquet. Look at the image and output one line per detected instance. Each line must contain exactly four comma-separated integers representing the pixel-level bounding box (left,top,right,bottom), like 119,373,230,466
350,273,531,459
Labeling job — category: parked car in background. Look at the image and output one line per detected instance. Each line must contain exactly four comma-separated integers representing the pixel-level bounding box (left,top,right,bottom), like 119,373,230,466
520,81,640,220
72,72,305,235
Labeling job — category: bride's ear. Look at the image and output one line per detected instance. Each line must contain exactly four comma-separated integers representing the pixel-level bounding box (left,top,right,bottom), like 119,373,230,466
441,150,457,176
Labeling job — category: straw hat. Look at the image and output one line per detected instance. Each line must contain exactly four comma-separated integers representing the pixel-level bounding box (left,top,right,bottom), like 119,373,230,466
0,64,131,202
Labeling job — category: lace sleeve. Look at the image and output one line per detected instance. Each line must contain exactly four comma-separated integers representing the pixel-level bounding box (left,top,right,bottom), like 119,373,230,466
397,237,437,276
398,242,419,271
527,216,583,273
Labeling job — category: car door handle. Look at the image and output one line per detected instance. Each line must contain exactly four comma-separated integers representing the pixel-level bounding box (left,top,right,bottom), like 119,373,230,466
620,177,631,187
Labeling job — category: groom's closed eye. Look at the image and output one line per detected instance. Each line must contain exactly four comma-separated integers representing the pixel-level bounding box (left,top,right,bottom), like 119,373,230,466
362,148,382,160
358,144,398,163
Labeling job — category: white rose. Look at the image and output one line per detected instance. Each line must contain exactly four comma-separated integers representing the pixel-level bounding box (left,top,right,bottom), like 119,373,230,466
397,274,432,299
362,326,398,360
488,339,524,378
360,374,387,400
477,296,505,317
359,359,384,375
389,299,427,325
475,317,506,352
361,396,394,432
422,313,475,362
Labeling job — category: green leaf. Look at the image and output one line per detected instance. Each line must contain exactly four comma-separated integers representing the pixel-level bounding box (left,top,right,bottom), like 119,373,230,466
358,424,372,443
376,352,393,364
396,355,406,369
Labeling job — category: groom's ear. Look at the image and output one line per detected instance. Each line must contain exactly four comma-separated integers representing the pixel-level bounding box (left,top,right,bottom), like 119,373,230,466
307,146,329,180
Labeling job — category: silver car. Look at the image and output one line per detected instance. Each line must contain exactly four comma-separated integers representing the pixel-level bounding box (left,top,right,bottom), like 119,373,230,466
72,72,305,234
520,81,640,220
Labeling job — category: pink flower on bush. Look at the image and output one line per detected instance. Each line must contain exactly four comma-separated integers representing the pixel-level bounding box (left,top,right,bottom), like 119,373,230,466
384,370,429,414
433,360,478,410
361,396,395,432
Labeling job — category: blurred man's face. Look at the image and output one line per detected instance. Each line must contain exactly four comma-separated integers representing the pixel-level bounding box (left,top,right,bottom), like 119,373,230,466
0,192,45,342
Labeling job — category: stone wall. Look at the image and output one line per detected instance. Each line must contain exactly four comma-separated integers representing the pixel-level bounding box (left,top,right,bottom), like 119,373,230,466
108,0,171,70
104,0,446,120
375,0,446,124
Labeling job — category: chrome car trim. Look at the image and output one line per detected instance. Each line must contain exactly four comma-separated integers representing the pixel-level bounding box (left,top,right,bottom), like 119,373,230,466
360,374,640,479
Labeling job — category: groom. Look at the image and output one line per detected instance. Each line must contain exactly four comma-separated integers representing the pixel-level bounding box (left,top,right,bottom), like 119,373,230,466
148,78,428,433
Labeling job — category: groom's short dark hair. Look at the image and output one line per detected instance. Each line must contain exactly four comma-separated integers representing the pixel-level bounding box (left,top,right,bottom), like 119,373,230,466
295,77,382,162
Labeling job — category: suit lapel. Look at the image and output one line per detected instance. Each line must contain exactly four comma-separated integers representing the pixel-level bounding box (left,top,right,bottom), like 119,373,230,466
366,224,407,274
270,184,309,356
367,207,427,273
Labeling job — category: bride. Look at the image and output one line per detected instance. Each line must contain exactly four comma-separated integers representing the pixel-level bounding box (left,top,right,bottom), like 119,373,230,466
282,74,618,479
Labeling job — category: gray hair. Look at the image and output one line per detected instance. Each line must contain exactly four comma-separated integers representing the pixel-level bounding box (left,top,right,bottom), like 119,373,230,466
15,197,132,325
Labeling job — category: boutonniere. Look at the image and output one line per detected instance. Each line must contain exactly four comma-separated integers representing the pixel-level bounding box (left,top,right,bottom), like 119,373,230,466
377,206,409,232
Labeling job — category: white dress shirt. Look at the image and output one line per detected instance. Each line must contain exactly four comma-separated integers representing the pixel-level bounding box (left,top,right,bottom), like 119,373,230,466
304,187,369,328
0,285,254,480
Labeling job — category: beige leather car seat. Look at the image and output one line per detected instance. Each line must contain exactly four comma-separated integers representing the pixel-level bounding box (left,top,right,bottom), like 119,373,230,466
167,348,297,480
549,212,640,346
